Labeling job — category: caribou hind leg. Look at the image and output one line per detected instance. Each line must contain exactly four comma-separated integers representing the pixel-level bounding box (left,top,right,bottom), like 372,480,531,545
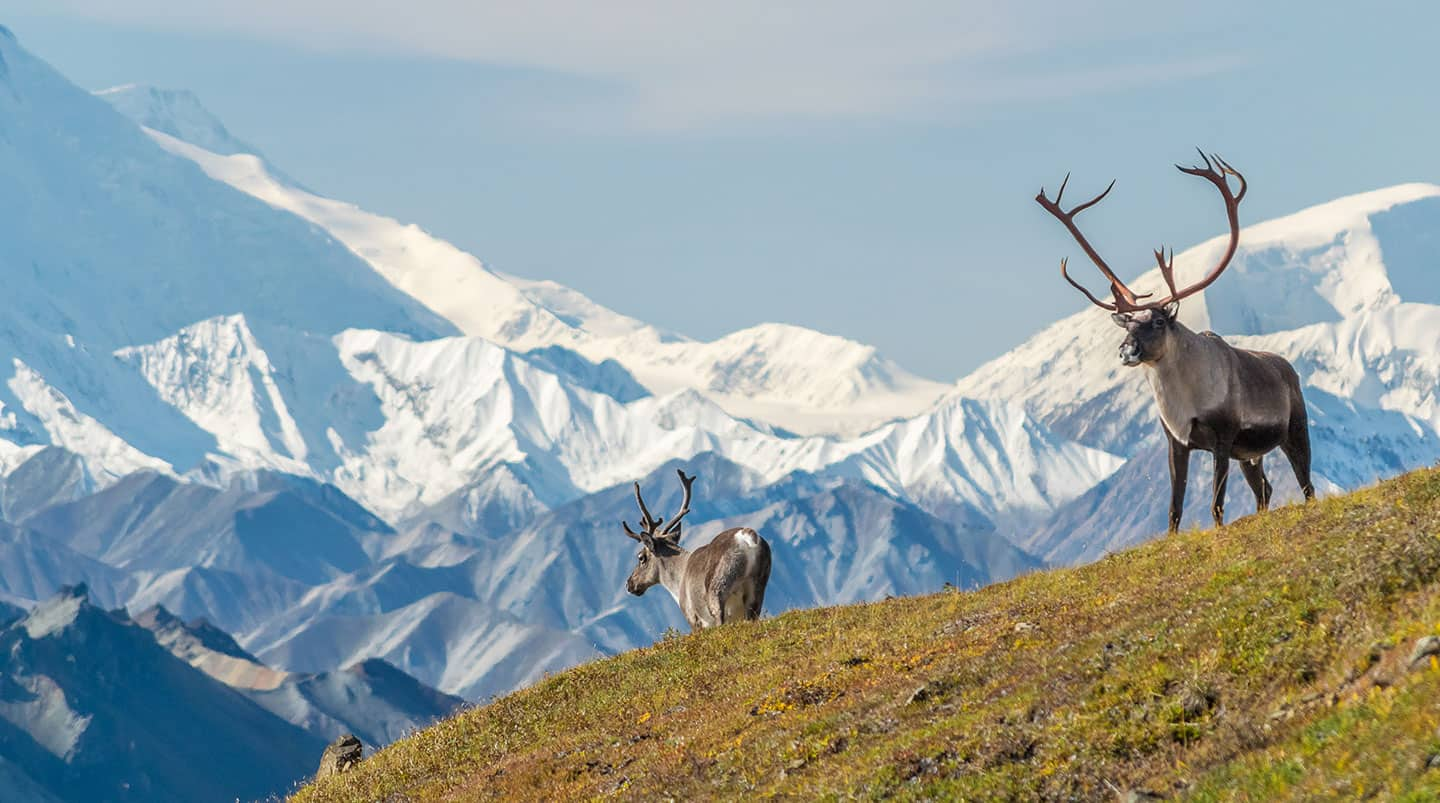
747,543,770,619
1281,416,1315,501
1166,433,1191,533
1239,458,1272,513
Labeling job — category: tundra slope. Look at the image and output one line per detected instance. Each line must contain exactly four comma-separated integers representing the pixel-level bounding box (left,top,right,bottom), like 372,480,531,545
296,467,1440,802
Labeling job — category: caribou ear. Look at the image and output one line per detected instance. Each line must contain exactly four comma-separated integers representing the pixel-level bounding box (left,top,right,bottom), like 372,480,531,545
1163,301,1180,320
1110,312,1130,328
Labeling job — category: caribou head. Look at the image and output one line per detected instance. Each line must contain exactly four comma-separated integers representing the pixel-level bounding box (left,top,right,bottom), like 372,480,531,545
1035,149,1246,367
621,469,694,596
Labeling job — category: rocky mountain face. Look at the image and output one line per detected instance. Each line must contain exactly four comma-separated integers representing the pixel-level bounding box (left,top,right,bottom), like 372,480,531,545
132,605,463,747
0,586,462,802
0,586,323,803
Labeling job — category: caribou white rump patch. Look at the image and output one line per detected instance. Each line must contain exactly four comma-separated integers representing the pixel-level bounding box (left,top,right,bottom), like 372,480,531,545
734,528,760,547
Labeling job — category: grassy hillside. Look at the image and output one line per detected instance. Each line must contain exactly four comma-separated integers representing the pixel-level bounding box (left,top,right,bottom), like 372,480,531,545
295,468,1440,801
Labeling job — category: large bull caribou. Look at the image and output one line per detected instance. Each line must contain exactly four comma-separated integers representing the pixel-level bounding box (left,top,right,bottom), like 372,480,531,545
1036,151,1314,532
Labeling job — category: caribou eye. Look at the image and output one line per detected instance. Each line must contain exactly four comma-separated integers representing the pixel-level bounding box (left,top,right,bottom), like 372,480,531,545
638,552,648,563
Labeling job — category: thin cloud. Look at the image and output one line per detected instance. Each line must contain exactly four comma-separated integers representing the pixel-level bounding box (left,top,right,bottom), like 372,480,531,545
19,1,1253,129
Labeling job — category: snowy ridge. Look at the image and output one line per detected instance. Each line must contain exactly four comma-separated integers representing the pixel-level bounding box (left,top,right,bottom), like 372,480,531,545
94,84,262,158
97,320,1121,526
115,315,312,474
138,125,946,436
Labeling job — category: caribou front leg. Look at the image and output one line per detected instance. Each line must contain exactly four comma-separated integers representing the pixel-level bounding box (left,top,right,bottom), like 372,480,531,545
1211,443,1232,527
1166,433,1191,533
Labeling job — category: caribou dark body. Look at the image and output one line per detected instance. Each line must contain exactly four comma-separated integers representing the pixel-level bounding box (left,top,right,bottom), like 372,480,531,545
620,470,771,629
1037,151,1315,532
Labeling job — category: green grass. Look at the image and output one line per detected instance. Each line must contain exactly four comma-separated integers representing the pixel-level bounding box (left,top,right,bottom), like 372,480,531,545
294,467,1440,801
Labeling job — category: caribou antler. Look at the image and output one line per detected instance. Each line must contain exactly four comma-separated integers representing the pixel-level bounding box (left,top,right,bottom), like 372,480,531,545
1036,173,1147,310
1150,149,1246,308
621,481,662,542
659,470,695,539
1040,149,1247,314
622,469,698,543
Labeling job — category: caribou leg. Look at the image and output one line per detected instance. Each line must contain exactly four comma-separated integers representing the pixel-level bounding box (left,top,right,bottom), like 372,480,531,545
1166,433,1191,533
1281,416,1315,502
1211,443,1232,527
1239,458,1272,513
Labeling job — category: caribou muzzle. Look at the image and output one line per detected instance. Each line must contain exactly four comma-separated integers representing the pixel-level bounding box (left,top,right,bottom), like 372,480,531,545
1119,339,1144,366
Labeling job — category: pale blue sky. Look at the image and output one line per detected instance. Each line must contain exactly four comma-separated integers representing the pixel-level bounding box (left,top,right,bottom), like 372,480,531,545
7,3,1438,379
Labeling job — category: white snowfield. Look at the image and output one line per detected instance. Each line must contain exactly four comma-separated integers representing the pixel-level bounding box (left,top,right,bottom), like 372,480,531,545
144,129,947,438
93,314,1123,530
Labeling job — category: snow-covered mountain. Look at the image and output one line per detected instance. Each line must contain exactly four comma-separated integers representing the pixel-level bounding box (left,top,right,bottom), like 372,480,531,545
0,28,453,488
127,118,946,437
92,84,263,158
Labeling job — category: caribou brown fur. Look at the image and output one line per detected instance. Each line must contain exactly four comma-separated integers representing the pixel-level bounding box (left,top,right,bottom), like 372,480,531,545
1037,150,1315,532
621,469,771,629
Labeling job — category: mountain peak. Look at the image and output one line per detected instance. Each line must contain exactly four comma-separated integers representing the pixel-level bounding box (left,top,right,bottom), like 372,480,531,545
95,83,261,157
1239,182,1440,249
19,583,91,639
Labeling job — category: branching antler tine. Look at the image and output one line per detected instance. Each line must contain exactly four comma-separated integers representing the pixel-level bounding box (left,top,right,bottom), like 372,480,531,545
1178,147,1218,179
1154,150,1247,308
1154,246,1180,298
1213,154,1247,202
1068,179,1116,216
1035,175,1141,307
661,509,690,536
1197,146,1213,173
633,482,659,531
621,520,643,541
1060,258,1119,311
660,469,697,537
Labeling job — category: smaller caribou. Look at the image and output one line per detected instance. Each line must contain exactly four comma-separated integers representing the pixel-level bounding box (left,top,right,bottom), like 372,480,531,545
621,469,771,630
